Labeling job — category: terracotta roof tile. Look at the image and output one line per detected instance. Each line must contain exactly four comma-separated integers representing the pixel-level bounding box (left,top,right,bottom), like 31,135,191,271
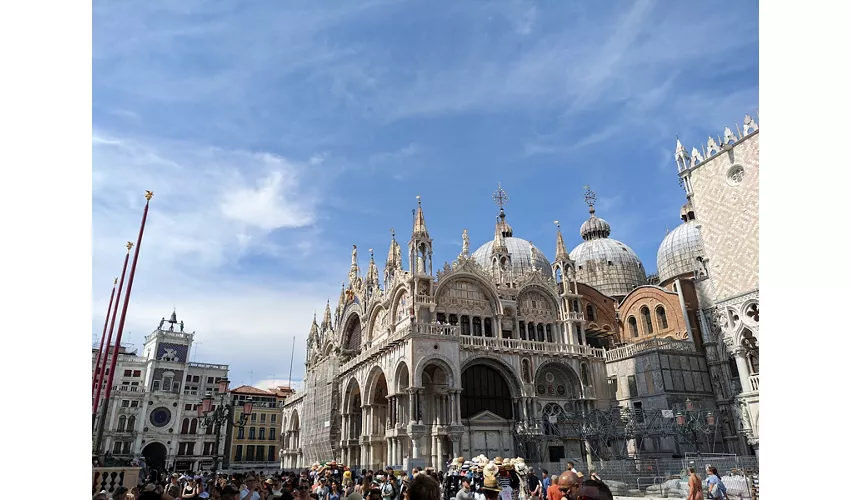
230,385,272,396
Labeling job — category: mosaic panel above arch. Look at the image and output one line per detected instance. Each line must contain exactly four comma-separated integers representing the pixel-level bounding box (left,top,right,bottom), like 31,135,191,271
534,362,580,399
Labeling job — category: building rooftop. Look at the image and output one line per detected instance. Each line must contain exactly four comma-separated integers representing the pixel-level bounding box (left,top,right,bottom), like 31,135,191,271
230,385,273,396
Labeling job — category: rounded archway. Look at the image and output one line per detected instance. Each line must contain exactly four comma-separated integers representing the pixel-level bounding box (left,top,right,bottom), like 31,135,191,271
534,361,581,399
394,361,410,394
142,442,167,470
460,364,515,420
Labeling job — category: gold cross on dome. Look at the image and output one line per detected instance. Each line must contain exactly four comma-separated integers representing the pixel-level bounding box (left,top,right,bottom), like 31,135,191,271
492,183,509,209
583,185,597,207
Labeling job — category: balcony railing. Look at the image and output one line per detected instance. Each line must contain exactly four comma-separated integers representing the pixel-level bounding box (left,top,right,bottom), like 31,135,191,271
458,335,605,357
565,312,584,321
189,362,228,370
748,373,759,392
604,337,695,362
339,322,605,374
112,386,146,394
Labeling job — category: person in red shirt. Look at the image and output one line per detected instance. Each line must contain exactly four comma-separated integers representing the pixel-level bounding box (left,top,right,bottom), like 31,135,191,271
546,474,563,500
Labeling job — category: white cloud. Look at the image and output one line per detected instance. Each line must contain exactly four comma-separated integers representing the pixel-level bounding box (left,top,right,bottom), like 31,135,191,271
220,168,316,231
309,152,330,166
92,131,341,386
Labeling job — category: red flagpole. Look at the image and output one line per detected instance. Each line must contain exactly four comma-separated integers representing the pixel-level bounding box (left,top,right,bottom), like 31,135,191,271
95,191,153,453
92,277,119,396
93,243,133,417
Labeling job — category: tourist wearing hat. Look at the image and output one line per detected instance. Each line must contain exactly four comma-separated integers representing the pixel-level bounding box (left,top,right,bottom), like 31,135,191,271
455,476,475,500
480,476,502,500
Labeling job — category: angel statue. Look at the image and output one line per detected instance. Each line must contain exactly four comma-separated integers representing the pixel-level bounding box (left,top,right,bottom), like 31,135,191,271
351,244,358,266
461,229,470,257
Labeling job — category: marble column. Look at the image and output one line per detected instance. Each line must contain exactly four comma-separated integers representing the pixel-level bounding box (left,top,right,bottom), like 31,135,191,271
412,433,421,459
408,389,416,424
733,347,752,387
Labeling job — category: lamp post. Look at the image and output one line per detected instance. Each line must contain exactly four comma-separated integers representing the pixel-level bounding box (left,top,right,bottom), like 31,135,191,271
674,399,718,454
198,378,252,472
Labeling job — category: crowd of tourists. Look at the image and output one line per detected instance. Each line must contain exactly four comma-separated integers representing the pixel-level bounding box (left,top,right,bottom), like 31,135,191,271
93,458,729,500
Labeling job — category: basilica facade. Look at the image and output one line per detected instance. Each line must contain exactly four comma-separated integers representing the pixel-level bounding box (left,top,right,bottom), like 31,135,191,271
280,113,760,468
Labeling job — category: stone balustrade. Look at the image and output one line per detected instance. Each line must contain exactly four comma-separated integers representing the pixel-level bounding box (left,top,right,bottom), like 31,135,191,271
458,335,605,357
604,337,695,362
748,373,759,392
92,467,142,495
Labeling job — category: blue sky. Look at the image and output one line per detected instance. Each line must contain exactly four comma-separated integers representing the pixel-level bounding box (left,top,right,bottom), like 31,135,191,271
92,0,759,390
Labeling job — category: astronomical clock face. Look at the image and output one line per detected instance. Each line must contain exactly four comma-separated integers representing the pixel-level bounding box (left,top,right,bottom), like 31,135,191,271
150,407,172,427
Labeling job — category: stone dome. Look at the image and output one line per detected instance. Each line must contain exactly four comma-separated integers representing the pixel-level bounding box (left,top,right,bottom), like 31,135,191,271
570,238,647,298
580,215,611,240
472,237,553,278
656,220,704,283
569,196,646,298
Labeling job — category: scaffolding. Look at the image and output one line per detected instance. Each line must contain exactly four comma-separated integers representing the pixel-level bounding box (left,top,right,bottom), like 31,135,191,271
297,358,342,464
516,406,722,462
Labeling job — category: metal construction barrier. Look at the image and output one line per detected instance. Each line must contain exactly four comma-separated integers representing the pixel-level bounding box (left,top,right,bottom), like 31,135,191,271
530,455,759,498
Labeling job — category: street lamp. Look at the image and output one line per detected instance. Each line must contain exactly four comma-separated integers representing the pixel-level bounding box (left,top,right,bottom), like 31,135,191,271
197,378,252,471
674,399,718,454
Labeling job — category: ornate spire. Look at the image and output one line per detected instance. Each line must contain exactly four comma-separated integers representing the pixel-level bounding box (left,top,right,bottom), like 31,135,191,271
492,183,513,237
348,244,360,283
554,220,569,262
492,216,508,255
309,311,319,338
412,196,429,238
366,248,380,288
336,281,346,316
322,299,332,330
386,228,401,270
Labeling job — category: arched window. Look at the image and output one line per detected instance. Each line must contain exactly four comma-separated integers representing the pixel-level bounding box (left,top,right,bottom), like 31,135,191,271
190,418,198,434
545,324,553,342
460,364,514,420
655,306,668,329
181,418,190,434
586,304,595,322
127,416,136,432
206,422,214,435
484,318,493,337
640,306,653,334
628,316,639,338
536,324,545,342
117,415,127,432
